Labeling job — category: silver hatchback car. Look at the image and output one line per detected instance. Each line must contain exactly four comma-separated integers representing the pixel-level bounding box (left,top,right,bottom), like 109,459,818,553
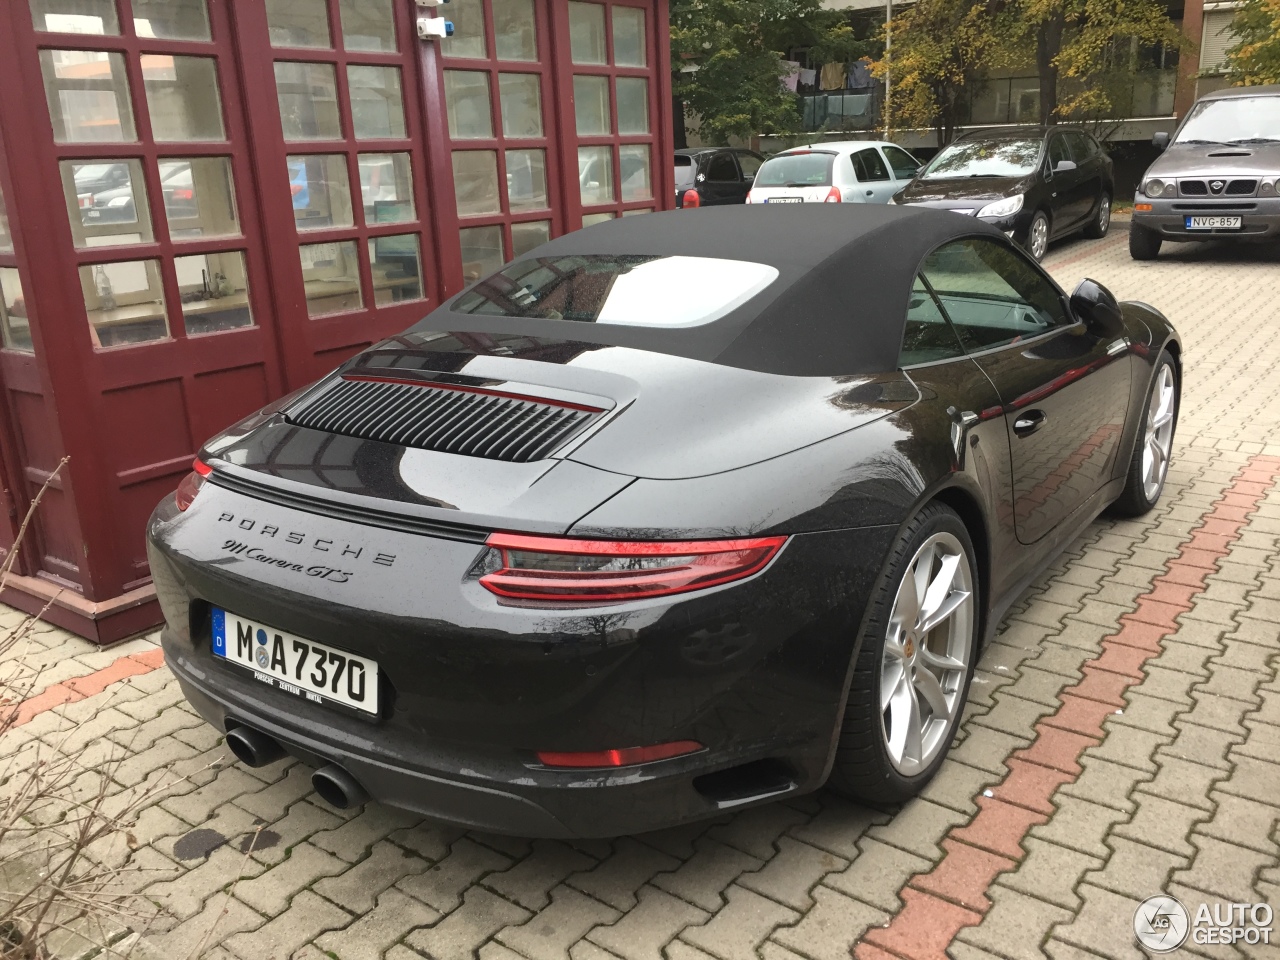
1131,85,1280,259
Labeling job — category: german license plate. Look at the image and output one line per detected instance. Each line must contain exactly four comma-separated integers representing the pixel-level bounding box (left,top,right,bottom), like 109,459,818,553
1185,216,1242,230
766,197,803,203
212,608,379,714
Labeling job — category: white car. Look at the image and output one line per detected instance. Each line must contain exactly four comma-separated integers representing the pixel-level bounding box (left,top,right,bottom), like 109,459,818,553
747,140,922,205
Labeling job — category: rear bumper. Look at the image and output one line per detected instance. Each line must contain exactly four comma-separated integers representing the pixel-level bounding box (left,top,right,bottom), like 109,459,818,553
1133,196,1280,239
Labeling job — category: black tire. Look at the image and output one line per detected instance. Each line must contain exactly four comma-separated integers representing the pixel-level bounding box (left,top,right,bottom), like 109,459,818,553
827,502,979,806
1083,191,1111,239
1129,222,1162,260
1024,210,1050,261
1110,351,1179,517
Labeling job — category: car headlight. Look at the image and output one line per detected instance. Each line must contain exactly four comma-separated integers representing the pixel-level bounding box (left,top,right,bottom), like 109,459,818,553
1261,178,1277,196
1144,179,1178,198
976,194,1024,219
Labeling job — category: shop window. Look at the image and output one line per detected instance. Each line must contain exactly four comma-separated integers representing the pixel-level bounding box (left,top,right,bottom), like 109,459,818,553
613,7,646,67
441,0,487,59
175,250,254,335
133,0,211,42
142,55,226,142
616,77,649,134
299,240,363,317
619,144,651,201
493,0,537,60
40,49,136,143
452,151,501,217
511,220,550,258
506,149,548,211
79,258,169,347
287,154,354,230
578,146,614,205
499,74,543,138
160,157,240,239
30,0,120,35
443,71,494,139
275,61,343,140
574,76,610,136
582,211,615,226
368,234,423,304
569,2,607,65
359,153,415,223
266,0,333,49
59,158,154,248
622,208,652,216
0,268,33,354
340,0,397,52
459,225,504,284
347,66,406,140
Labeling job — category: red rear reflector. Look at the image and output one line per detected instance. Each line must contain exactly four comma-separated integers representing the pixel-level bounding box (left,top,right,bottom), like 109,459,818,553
476,533,786,602
824,187,842,203
682,188,701,208
537,740,703,768
176,458,210,511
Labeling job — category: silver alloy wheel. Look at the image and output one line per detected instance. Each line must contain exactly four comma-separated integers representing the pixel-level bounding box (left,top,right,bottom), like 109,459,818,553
1098,196,1111,233
1142,364,1176,501
878,532,975,777
1029,215,1049,259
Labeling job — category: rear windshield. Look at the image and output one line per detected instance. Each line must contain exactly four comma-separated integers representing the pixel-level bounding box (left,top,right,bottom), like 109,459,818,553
674,156,696,186
754,152,835,187
922,139,1042,179
453,255,779,328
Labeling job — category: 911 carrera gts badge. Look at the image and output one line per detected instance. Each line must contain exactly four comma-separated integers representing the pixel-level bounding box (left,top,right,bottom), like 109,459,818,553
222,539,356,583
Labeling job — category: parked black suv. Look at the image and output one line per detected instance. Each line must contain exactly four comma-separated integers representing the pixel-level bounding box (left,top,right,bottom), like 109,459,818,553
674,148,767,208
891,127,1115,260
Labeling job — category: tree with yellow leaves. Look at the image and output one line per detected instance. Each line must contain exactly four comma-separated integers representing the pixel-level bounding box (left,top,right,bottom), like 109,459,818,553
1224,0,1280,85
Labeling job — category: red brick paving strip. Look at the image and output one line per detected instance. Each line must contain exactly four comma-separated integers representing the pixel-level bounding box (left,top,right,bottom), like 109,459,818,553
5,647,166,728
855,454,1280,960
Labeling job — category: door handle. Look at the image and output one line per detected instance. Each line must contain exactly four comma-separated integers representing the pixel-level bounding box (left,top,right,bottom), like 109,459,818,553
1013,410,1047,437
866,190,874,196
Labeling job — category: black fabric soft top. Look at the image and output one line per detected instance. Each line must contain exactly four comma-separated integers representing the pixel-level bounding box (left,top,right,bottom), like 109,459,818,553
412,204,1009,377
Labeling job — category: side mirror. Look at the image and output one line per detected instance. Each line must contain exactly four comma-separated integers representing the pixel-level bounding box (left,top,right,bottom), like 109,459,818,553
1054,159,1077,173
1070,278,1124,338
1152,131,1170,151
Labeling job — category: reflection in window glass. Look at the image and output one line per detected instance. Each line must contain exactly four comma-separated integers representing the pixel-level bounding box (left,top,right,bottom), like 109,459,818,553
160,157,240,238
30,0,119,34
582,211,614,226
569,2,607,64
59,158,154,248
574,75,611,136
359,153,415,223
266,0,331,48
499,73,542,138
506,149,547,212
443,71,493,139
143,55,225,141
275,61,343,140
493,0,536,60
612,7,646,66
40,49,136,143
459,225,504,285
348,65,406,139
175,250,254,335
287,154,354,231
619,144,651,201
622,207,652,216
441,0,486,59
299,240,363,317
133,0,210,41
80,259,169,347
616,77,649,134
578,146,613,206
0,268,34,353
369,234,423,304
340,0,396,51
452,151,501,217
0,184,11,254
510,220,550,259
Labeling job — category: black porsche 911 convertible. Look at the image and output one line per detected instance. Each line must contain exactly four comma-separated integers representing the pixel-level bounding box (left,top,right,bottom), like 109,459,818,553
147,205,1180,837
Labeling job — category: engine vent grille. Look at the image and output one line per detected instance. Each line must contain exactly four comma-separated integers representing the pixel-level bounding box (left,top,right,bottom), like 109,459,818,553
287,377,602,462
1180,178,1258,197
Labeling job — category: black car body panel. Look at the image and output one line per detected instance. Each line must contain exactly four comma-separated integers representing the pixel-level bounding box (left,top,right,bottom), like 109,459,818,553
674,147,766,207
147,206,1178,836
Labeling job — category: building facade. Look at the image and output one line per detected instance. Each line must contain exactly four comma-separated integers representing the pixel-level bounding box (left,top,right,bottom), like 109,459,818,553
0,0,674,642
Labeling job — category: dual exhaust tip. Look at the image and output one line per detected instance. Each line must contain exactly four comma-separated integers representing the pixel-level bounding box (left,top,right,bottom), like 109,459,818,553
224,725,368,809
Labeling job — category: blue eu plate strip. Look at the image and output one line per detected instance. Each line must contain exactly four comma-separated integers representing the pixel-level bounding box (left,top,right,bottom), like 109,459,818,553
212,607,226,657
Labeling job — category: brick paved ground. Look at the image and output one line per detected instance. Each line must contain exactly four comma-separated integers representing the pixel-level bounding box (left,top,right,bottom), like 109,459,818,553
2,226,1279,960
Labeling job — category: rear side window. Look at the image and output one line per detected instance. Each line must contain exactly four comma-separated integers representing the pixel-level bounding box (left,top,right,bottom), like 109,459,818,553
921,238,1071,352
705,153,739,182
755,152,835,187
737,153,764,180
852,148,890,182
883,145,920,180
1066,131,1096,161
900,276,965,366
674,156,695,186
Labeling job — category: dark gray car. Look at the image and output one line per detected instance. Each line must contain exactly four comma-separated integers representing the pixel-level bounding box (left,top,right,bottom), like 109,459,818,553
1130,85,1280,259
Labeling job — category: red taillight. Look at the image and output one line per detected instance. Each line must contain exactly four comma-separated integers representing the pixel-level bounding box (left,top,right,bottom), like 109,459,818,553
824,187,842,203
537,740,704,768
171,187,194,200
745,191,754,204
175,458,211,511
475,533,786,602
682,188,701,208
